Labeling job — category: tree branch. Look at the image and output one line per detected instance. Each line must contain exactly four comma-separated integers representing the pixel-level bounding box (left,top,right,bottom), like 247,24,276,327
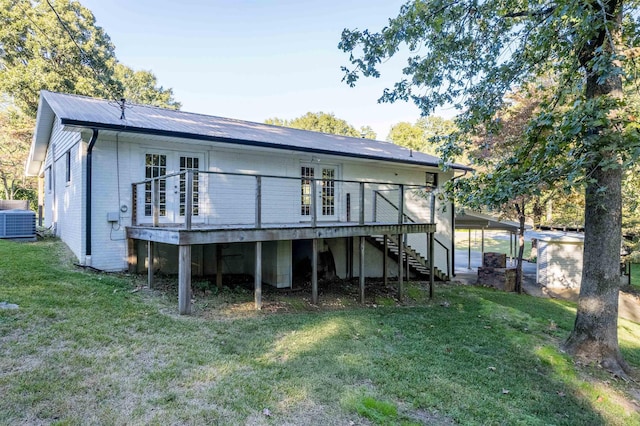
504,6,556,18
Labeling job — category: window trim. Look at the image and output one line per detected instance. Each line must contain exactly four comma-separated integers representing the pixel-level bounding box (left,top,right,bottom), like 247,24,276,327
65,151,71,183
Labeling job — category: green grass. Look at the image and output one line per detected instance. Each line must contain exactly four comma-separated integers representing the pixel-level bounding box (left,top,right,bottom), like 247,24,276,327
456,229,533,259
1,239,640,425
630,263,640,287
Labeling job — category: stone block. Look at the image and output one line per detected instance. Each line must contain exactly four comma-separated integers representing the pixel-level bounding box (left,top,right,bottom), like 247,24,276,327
483,252,507,268
477,267,516,292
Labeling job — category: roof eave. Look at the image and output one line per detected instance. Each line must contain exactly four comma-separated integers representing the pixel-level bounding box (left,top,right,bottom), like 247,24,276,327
60,117,470,170
25,93,55,177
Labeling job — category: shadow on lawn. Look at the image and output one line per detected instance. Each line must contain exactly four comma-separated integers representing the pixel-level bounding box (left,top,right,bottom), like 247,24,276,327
194,287,611,425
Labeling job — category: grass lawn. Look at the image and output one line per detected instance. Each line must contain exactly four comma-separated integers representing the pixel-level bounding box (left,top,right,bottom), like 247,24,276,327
2,239,640,425
456,229,533,260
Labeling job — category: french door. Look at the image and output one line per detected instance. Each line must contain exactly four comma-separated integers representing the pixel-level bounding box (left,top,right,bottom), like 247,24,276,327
300,164,338,221
144,152,204,223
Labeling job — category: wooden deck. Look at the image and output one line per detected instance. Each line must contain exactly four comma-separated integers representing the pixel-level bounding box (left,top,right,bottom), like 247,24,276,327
126,222,436,244
126,221,438,315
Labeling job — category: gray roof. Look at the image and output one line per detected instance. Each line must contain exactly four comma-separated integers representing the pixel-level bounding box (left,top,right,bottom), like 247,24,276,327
455,210,526,232
27,91,471,176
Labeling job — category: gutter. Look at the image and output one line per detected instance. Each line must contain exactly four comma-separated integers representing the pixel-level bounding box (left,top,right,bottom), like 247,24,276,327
60,118,473,172
85,129,99,260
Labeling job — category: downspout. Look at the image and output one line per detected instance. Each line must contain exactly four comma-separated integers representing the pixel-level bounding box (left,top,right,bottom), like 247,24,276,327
85,129,99,263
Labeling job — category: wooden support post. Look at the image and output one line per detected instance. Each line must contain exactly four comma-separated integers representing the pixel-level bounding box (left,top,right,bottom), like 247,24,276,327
405,234,410,283
178,245,192,315
255,241,262,310
131,183,137,226
383,235,388,287
359,182,365,225
152,179,159,227
310,179,317,227
468,228,472,269
372,191,377,222
312,238,318,304
429,232,435,299
481,228,485,262
185,170,193,230
359,236,365,304
398,184,405,224
348,237,354,279
255,176,262,229
398,234,404,301
216,244,223,289
127,238,137,273
147,241,154,288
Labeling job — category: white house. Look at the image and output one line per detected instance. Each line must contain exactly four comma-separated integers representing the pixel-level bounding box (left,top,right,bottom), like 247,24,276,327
25,91,470,313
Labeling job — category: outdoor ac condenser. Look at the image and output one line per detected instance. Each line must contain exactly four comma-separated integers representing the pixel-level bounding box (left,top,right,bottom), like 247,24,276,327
0,209,36,239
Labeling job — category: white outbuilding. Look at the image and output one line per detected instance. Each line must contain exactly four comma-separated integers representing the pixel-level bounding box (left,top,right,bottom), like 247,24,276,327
533,231,585,290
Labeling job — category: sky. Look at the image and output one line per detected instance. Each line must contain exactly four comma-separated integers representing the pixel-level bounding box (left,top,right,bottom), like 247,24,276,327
79,0,448,140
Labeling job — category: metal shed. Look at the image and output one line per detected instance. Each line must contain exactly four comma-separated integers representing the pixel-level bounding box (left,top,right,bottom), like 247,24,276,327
533,231,584,290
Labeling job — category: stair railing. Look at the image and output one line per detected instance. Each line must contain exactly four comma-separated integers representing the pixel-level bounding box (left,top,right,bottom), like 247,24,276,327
374,190,450,278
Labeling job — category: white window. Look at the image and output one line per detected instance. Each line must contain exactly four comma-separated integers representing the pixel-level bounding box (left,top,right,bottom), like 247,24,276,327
300,164,338,220
65,151,71,183
144,153,167,217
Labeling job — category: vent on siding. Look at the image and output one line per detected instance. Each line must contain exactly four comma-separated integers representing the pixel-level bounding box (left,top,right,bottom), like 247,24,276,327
0,210,36,239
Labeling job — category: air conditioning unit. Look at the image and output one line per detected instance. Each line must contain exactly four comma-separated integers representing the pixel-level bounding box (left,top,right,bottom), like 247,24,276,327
0,209,36,239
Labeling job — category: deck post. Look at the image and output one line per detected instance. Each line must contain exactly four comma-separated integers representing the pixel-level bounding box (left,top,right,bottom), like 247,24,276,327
147,241,154,288
178,245,192,315
312,238,318,304
185,171,193,230
359,236,365,303
131,183,137,226
398,184,404,223
127,238,137,273
255,176,262,229
255,241,262,310
359,182,365,225
429,231,435,299
216,244,223,289
310,179,317,227
398,234,404,301
468,228,472,269
405,234,410,283
372,191,377,222
152,179,159,227
383,235,388,287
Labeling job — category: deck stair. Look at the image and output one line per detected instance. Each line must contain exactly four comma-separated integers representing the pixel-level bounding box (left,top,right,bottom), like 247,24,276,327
368,235,449,281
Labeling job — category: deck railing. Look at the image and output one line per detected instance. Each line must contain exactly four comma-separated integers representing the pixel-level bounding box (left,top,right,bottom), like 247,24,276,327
131,170,435,230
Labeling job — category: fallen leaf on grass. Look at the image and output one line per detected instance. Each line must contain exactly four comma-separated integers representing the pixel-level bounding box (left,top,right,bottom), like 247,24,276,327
263,408,272,417
487,366,496,372
556,391,566,397
596,396,604,403
502,389,510,394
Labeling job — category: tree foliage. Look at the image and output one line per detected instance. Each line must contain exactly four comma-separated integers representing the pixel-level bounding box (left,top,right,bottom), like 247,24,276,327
0,0,181,201
0,0,119,116
387,116,456,156
0,106,34,201
265,112,376,139
340,0,640,375
113,64,180,109
0,0,180,117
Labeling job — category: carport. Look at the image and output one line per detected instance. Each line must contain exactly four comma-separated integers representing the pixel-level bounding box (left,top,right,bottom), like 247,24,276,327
454,210,523,270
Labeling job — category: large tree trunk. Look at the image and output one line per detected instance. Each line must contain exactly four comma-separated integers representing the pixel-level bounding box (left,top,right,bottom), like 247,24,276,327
564,163,630,376
564,0,630,377
514,201,526,294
